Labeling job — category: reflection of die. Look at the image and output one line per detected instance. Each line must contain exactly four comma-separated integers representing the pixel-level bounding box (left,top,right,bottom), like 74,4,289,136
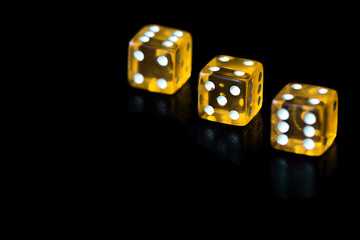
128,24,192,95
197,55,263,126
270,83,338,156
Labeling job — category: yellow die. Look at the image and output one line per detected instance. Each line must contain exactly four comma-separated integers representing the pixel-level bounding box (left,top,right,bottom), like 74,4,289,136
128,24,192,95
270,83,338,156
198,55,264,126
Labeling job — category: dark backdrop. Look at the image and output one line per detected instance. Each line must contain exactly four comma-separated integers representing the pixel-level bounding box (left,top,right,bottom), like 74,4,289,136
74,4,357,213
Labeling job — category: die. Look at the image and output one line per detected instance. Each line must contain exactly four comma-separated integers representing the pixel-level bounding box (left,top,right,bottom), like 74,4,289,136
128,24,192,95
197,55,264,126
270,83,338,156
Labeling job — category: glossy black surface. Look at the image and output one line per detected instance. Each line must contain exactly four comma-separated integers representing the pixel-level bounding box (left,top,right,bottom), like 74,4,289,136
76,7,356,208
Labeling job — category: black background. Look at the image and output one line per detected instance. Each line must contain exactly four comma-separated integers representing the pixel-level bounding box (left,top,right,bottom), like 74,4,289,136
74,4,358,214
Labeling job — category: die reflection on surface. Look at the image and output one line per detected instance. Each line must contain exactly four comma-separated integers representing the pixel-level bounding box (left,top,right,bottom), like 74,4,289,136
270,83,338,156
128,24,192,95
269,143,337,200
125,81,192,124
194,113,264,167
198,55,263,126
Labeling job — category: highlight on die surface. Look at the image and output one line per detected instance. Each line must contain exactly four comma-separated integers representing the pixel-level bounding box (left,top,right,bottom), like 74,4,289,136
270,83,338,156
198,55,264,126
128,24,192,95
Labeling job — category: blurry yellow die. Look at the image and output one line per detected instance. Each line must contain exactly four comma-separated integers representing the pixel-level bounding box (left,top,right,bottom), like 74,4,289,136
128,24,192,95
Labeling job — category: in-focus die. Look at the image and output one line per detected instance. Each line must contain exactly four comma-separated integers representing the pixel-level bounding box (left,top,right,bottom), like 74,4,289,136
270,83,338,156
128,24,192,94
198,55,264,126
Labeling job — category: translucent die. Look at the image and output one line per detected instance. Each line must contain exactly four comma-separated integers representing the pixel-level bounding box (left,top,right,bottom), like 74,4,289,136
270,83,338,156
198,55,264,126
128,24,192,94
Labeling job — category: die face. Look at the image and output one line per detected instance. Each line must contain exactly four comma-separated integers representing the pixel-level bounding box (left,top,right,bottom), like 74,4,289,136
198,55,263,126
270,83,338,156
128,24,192,95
